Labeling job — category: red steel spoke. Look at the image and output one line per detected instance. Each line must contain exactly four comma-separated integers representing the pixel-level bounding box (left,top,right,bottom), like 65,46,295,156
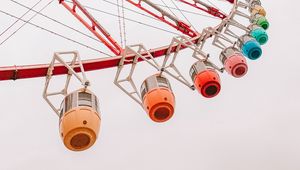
59,0,122,55
126,0,198,37
178,0,227,19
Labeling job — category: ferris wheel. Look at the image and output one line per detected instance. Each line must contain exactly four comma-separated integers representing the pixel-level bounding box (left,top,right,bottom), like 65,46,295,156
0,0,269,151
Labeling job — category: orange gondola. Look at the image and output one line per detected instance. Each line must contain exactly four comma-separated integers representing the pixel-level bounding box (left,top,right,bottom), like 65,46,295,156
59,89,101,151
141,74,175,123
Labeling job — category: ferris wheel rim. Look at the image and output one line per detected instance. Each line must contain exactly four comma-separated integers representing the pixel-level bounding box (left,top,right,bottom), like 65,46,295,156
0,0,237,81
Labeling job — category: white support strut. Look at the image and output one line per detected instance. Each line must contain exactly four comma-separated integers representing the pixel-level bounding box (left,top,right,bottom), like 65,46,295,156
43,51,90,116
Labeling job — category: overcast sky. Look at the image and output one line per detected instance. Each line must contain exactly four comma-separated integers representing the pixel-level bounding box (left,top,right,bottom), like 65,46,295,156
0,0,299,170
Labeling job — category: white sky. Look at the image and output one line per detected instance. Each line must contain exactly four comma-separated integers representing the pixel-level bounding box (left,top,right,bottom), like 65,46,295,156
0,0,299,170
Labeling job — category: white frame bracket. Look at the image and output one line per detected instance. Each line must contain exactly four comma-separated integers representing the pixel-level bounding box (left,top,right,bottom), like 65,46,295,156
114,44,161,106
43,51,90,116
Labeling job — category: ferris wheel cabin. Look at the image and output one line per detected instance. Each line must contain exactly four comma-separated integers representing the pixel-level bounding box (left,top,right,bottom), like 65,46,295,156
140,75,175,123
190,61,221,98
59,89,101,151
220,47,248,78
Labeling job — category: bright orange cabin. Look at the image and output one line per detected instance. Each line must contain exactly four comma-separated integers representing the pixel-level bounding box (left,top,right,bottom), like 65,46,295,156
190,61,221,98
59,89,101,151
140,74,175,123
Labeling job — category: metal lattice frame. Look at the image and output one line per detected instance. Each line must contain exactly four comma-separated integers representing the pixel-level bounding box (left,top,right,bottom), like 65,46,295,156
43,51,90,115
160,35,208,90
114,44,161,106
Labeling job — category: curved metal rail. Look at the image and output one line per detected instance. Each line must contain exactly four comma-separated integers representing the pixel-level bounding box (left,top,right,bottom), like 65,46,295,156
0,0,236,81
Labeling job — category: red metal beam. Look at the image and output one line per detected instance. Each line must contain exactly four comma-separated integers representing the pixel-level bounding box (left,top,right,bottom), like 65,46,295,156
58,0,122,55
178,0,227,19
126,0,198,37
0,36,200,81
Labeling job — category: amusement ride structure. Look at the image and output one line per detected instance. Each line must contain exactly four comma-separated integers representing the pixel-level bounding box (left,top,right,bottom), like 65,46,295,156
0,0,269,151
